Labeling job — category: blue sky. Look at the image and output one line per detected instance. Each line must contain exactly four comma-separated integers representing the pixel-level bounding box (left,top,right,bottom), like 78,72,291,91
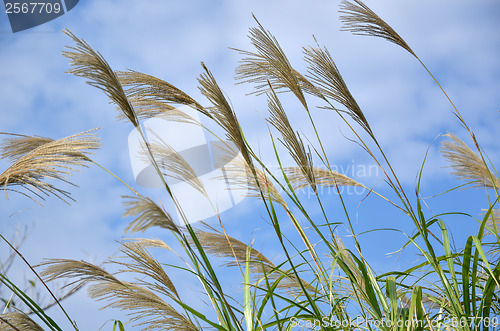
1,0,499,329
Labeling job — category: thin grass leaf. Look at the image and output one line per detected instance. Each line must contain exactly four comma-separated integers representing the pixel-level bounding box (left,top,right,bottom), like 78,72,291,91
0,131,100,203
339,0,415,57
122,195,179,234
385,276,397,323
63,30,138,126
441,133,500,189
0,273,61,331
332,235,365,290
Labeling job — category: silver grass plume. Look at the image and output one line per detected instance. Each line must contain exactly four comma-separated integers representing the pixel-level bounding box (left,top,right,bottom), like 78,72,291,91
116,70,209,120
63,30,139,127
267,88,316,192
40,259,198,331
191,229,316,294
122,195,179,234
111,241,178,298
198,63,252,166
285,166,363,190
0,131,100,202
216,150,286,206
141,136,206,196
234,15,308,108
131,238,173,251
441,133,500,189
0,312,44,331
339,0,416,57
120,97,198,124
0,134,52,161
303,45,372,135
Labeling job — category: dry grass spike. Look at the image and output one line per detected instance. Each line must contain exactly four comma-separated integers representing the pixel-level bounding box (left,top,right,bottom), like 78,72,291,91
339,0,415,57
234,15,308,108
304,44,372,135
0,130,100,203
122,195,179,234
441,133,500,189
63,30,139,127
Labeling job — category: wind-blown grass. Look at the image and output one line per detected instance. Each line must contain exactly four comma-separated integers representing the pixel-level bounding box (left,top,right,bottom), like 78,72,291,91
1,1,499,330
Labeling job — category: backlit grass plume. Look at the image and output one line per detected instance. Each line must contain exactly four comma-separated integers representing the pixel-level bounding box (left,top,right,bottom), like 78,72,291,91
63,30,139,127
441,133,500,189
0,312,44,331
0,134,53,161
143,139,206,196
122,195,179,234
40,258,197,331
116,70,208,121
198,63,252,166
339,0,415,57
285,166,363,190
0,131,100,203
111,241,179,298
192,229,316,294
268,88,317,192
217,152,286,206
304,44,372,135
234,16,308,108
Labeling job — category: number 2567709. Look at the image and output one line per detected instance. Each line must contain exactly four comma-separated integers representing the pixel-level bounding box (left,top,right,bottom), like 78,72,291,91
5,2,62,14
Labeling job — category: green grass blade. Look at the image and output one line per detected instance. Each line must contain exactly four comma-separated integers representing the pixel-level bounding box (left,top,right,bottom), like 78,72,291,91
244,246,253,331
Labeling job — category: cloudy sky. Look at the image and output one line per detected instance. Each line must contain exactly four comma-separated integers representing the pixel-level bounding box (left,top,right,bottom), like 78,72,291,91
1,0,499,329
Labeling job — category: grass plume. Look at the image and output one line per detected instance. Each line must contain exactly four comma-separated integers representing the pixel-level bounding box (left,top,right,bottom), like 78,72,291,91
304,44,372,135
63,30,139,127
339,0,415,57
117,70,208,120
198,63,252,166
40,259,197,331
441,133,500,189
234,16,308,108
0,312,43,331
285,166,363,190
122,195,179,234
267,88,317,192
0,131,100,203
